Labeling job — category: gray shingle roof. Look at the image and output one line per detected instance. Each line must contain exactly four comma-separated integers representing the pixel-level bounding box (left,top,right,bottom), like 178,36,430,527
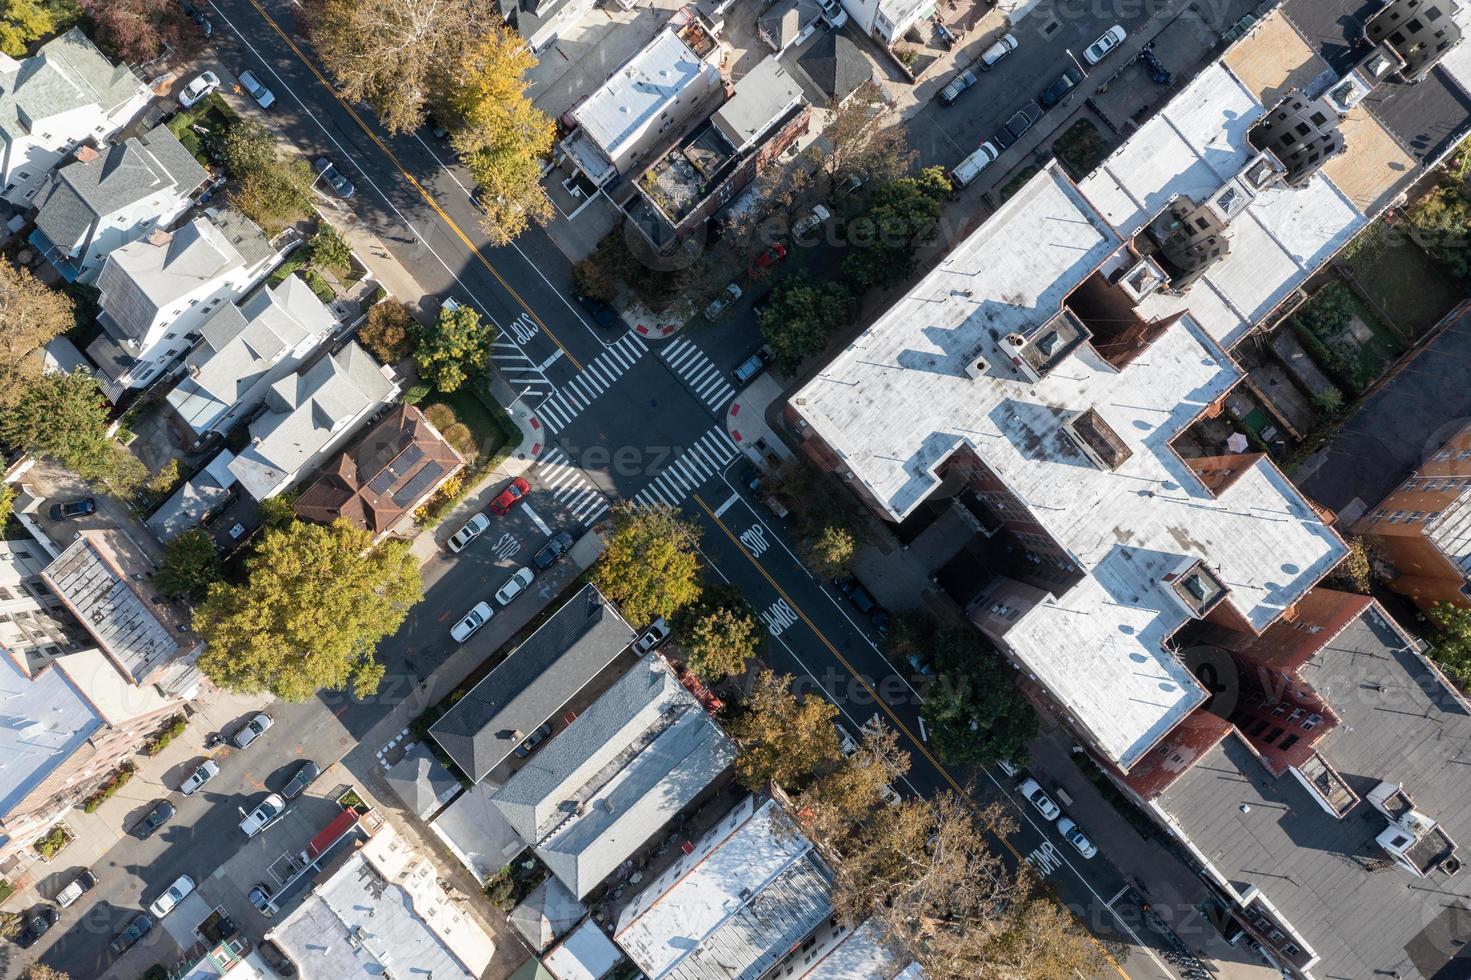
796,28,874,106
97,218,241,339
0,29,143,141
431,584,637,783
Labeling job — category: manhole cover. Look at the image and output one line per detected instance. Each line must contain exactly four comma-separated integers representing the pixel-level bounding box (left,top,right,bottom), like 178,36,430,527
1040,18,1061,37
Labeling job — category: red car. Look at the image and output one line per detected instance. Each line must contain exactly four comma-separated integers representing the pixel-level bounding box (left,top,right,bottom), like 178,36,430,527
490,477,531,515
750,243,788,273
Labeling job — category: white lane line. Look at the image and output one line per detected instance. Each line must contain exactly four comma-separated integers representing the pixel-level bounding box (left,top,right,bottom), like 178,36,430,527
523,502,551,536
536,349,563,371
713,492,740,518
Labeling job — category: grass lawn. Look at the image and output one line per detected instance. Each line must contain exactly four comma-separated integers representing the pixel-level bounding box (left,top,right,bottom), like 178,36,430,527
422,384,515,465
165,93,238,166
1345,237,1462,341
1052,119,1111,180
1291,283,1404,394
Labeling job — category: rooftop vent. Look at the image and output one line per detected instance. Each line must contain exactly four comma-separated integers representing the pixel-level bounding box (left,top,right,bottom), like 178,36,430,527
1159,556,1229,618
1248,90,1346,188
1366,0,1463,82
962,348,990,381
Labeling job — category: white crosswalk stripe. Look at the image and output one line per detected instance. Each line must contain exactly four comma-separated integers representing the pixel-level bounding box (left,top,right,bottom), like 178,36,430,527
535,331,647,433
659,337,736,411
631,427,740,511
491,338,555,402
536,447,611,526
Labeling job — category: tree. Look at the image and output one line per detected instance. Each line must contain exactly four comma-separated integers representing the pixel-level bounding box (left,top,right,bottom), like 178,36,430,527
217,119,277,176
922,627,1037,767
821,80,912,184
153,529,221,600
801,525,855,579
1430,601,1471,683
308,225,353,277
1408,184,1471,279
195,519,423,701
798,721,910,848
677,594,761,681
0,370,110,470
358,299,417,364
0,261,75,409
758,272,857,371
231,161,315,234
843,168,951,290
76,0,194,64
0,482,14,528
593,504,702,626
20,964,70,980
728,670,840,791
0,0,77,57
414,304,494,393
982,891,1117,979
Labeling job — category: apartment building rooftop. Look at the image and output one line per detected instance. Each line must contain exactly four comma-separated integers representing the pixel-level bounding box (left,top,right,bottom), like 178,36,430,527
0,650,102,820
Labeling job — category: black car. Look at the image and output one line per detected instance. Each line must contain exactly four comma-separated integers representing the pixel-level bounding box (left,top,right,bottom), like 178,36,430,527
248,882,274,916
1041,67,1084,109
313,156,356,199
48,497,95,521
533,530,574,570
575,294,620,330
282,760,319,800
109,913,152,955
994,101,1044,150
514,722,553,759
18,906,57,948
258,939,299,977
833,576,877,614
134,800,175,839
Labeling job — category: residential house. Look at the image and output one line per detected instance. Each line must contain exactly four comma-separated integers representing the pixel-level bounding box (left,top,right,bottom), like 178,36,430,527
292,404,465,543
0,28,150,208
496,0,607,53
838,0,929,51
227,341,399,503
757,0,824,54
28,125,208,284
430,584,636,784
490,654,736,898
90,208,278,396
791,27,876,108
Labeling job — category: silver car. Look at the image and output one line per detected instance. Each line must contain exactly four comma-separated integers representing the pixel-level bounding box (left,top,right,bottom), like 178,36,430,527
447,513,491,553
451,601,494,643
179,759,220,796
1018,778,1061,821
1057,817,1097,859
239,793,286,838
233,712,273,749
238,70,275,109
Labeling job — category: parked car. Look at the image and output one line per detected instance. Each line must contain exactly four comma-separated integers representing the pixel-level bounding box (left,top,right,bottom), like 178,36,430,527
257,939,299,977
495,566,535,606
833,575,877,615
704,282,743,320
451,601,494,643
996,757,1021,777
134,800,176,839
282,760,320,800
576,294,620,329
1057,816,1098,858
179,759,220,796
938,68,978,106
191,8,212,35
248,882,275,916
233,712,274,749
834,168,867,200
533,530,574,569
1041,66,1085,108
994,101,1044,150
978,32,1019,69
313,156,356,199
633,617,670,653
48,497,96,521
1018,777,1061,820
178,71,219,108
238,70,275,109
55,869,97,909
109,913,153,955
514,722,554,759
816,0,847,26
148,874,196,918
1084,25,1127,65
838,726,902,805
447,513,491,552
750,243,788,273
732,345,774,386
791,203,831,237
17,906,57,948
490,476,530,515
239,794,286,838
948,141,1000,190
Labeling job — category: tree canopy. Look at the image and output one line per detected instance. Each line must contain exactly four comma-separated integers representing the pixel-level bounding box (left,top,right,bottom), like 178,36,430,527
843,168,951,289
1430,601,1471,685
594,504,703,626
153,529,222,600
919,624,1037,768
77,0,194,64
0,370,145,496
221,122,316,233
798,720,910,848
758,271,857,371
821,80,913,184
675,585,761,681
0,260,75,410
414,304,495,392
0,0,77,57
195,519,422,701
728,670,840,791
359,299,417,364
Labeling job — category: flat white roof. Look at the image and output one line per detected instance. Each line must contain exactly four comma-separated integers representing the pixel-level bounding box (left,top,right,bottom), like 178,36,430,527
573,28,712,160
545,920,622,980
801,919,905,979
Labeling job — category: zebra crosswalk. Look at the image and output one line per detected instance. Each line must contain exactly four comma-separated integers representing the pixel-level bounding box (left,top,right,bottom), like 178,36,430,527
536,331,647,433
537,447,611,526
659,337,736,411
631,427,740,510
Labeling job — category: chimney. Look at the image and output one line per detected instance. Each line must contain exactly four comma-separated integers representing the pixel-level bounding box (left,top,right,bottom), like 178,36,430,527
75,144,101,164
146,228,172,247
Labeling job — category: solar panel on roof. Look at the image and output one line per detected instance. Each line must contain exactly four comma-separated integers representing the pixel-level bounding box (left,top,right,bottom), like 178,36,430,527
367,443,425,495
391,461,445,507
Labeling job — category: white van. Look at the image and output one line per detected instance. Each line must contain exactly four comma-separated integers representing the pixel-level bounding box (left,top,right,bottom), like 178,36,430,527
948,142,1000,190
978,33,1019,70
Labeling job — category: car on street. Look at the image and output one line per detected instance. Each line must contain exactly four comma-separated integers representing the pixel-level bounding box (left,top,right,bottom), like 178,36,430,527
994,101,1044,150
238,70,276,109
48,497,95,521
179,759,220,796
447,513,491,552
248,882,275,916
1018,778,1062,820
490,476,530,515
633,617,670,653
1084,25,1127,65
451,601,494,643
791,203,831,238
17,906,57,948
533,530,574,569
838,726,902,806
816,0,847,27
576,294,620,329
191,8,212,35
1057,816,1098,858
978,32,1019,69
732,345,774,386
495,566,535,605
239,793,287,838
750,243,788,273
109,913,152,955
148,874,196,918
56,869,97,909
1041,66,1085,108
938,68,978,106
179,71,220,108
833,575,877,615
948,141,999,190
514,722,554,758
834,169,866,200
704,282,742,320
313,156,356,199
233,712,274,749
282,760,320,800
134,800,175,839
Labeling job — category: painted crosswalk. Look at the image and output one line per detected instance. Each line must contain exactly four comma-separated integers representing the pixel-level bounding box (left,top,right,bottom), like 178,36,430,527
631,427,740,510
535,331,647,433
537,447,611,526
659,337,736,411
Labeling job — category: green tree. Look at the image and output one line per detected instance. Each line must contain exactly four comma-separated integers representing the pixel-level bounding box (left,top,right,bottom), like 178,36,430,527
0,0,77,56
414,304,494,393
1430,601,1471,683
758,271,857,371
0,370,109,469
308,225,353,277
728,670,840,791
217,119,276,175
798,721,910,848
593,504,702,626
153,529,221,600
0,260,75,410
358,299,417,364
801,525,855,579
0,482,15,528
843,168,950,289
1408,184,1471,279
678,597,760,681
921,627,1037,767
220,124,315,233
195,519,423,701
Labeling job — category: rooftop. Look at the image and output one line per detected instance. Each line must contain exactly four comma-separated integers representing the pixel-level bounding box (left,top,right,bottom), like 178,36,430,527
0,28,145,139
800,918,906,979
1426,484,1471,575
710,56,804,151
431,584,637,783
543,919,623,980
792,27,874,107
0,651,102,820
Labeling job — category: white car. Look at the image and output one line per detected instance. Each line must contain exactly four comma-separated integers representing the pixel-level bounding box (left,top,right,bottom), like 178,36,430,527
447,513,491,553
1083,25,1127,65
1018,778,1061,821
238,70,275,109
179,71,220,108
816,0,847,27
148,874,195,918
239,793,286,838
179,759,219,796
495,567,534,606
1057,817,1098,859
633,617,670,653
792,204,831,238
451,601,494,642
232,712,273,749
703,283,742,320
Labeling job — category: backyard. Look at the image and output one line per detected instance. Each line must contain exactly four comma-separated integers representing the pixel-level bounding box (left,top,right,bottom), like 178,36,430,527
165,92,239,167
1341,233,1462,342
1052,119,1111,181
1287,282,1405,396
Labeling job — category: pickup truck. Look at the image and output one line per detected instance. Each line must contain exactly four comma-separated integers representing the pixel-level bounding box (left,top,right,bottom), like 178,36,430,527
993,101,1044,150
